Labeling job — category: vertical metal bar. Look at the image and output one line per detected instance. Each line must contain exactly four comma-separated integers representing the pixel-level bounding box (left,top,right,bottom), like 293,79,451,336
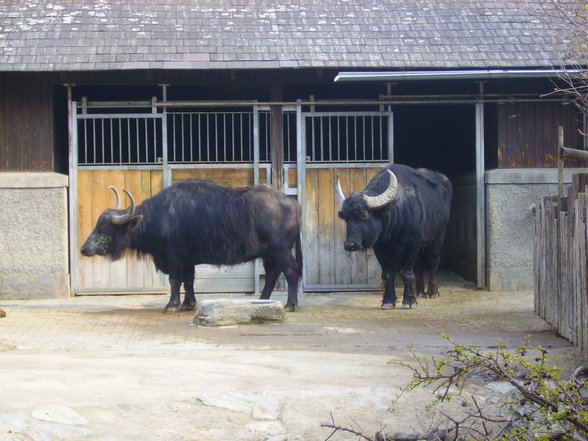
223,113,227,162
363,116,367,161
144,117,148,163
346,116,350,161
475,98,486,289
161,84,171,187
118,119,122,165
253,105,260,295
136,118,140,163
296,100,306,291
354,116,358,161
328,116,332,161
198,113,202,161
67,87,78,295
253,106,260,185
388,111,394,163
206,114,210,162
110,118,114,164
127,118,131,165
187,113,195,162
92,118,97,164
310,116,315,161
231,113,236,162
101,118,105,164
379,115,383,160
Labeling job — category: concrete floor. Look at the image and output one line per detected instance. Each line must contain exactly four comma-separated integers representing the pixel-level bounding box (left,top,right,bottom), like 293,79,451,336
0,281,583,441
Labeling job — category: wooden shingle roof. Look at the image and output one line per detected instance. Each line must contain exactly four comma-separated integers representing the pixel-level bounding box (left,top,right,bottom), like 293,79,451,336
0,0,584,72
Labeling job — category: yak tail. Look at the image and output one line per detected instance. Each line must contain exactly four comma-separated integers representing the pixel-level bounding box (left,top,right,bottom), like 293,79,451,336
295,232,303,279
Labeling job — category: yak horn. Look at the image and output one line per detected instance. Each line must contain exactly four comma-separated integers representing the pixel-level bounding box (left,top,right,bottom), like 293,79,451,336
335,175,346,208
108,186,122,209
111,189,137,225
363,170,398,209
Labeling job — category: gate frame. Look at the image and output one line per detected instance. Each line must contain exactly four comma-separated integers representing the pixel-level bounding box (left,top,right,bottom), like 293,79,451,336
68,95,270,295
295,108,394,291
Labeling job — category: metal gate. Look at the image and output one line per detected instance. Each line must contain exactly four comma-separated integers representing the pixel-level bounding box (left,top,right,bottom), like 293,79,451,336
296,110,394,290
70,99,270,295
69,97,393,295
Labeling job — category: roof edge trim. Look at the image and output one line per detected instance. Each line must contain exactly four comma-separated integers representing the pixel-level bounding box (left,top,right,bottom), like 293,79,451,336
334,69,585,82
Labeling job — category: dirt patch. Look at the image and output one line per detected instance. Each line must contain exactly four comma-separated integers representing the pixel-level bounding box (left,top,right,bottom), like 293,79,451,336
0,287,582,441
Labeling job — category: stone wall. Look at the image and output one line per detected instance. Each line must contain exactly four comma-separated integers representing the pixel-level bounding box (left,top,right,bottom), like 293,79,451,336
486,168,588,291
0,173,70,299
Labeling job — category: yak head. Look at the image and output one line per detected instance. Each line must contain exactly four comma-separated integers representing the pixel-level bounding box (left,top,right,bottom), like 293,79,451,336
335,170,398,251
80,186,143,261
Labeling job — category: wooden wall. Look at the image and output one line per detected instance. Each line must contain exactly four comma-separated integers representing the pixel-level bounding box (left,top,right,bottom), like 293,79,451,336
497,101,585,168
0,73,58,172
535,174,588,356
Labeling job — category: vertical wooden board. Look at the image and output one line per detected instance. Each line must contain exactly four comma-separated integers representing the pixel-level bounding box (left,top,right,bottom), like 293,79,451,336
366,167,383,284
497,104,506,168
304,169,320,285
149,170,166,287
77,170,94,288
124,170,146,288
108,171,128,288
332,168,351,285
541,103,554,168
523,103,536,168
317,169,335,285
349,168,369,284
90,170,112,288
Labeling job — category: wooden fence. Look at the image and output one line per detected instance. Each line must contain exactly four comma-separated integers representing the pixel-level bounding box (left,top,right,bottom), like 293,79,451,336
534,173,588,355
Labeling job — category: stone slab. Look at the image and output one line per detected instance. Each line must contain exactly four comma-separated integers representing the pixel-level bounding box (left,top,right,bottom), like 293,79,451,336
194,299,285,327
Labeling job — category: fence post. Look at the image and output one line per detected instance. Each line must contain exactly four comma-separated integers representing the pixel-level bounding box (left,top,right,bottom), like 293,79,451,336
558,126,564,198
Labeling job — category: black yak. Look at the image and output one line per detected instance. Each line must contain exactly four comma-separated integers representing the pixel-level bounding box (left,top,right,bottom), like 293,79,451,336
335,164,452,309
81,181,302,312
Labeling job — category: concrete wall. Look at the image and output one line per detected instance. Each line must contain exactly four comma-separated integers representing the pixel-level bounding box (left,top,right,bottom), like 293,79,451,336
0,173,70,299
486,168,588,291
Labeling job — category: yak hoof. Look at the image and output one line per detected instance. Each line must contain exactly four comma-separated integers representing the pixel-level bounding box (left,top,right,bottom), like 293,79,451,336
402,298,417,309
381,303,395,310
284,304,296,313
163,305,180,314
179,303,196,312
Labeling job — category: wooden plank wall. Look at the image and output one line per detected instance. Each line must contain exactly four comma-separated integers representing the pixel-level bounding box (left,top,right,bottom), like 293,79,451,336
77,169,166,293
535,173,588,356
0,73,56,171
498,102,585,168
304,167,381,288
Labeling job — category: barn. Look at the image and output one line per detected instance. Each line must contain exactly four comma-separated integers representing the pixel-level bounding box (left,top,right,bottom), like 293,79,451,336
0,0,586,300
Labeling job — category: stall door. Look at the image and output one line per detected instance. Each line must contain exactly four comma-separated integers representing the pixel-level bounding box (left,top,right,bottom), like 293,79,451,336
298,110,393,290
77,169,167,294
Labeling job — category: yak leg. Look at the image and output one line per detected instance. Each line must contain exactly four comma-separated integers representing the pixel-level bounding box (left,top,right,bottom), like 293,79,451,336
280,253,300,313
374,244,397,310
399,246,419,309
425,232,446,298
259,257,281,300
414,251,426,297
165,268,182,313
180,265,197,311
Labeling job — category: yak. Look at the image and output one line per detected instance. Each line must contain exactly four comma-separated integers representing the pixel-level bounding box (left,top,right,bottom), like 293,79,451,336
335,163,452,310
81,181,303,312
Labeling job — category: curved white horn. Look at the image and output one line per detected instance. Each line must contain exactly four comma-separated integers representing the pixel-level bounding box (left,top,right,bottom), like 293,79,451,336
111,189,137,225
108,185,122,209
363,170,398,209
334,175,346,208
